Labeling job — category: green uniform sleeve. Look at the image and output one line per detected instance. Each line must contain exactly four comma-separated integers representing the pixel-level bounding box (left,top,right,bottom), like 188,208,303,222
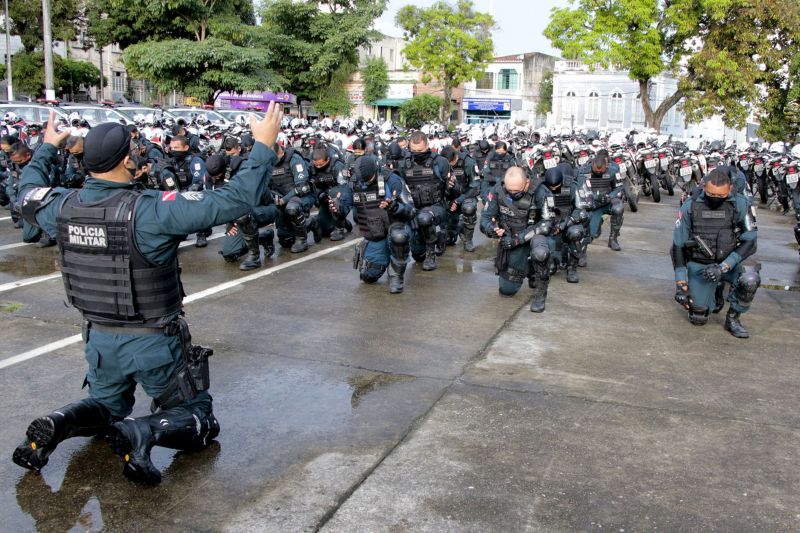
673,200,693,282
479,187,500,236
134,142,276,245
18,144,67,238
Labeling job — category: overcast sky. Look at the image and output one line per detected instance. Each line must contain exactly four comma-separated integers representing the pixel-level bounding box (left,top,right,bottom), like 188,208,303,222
375,0,569,57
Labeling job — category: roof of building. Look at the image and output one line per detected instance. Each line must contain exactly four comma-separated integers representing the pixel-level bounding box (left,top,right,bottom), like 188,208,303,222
493,52,561,63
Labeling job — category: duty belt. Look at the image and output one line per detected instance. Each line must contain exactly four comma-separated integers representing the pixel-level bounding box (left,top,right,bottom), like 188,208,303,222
88,320,181,336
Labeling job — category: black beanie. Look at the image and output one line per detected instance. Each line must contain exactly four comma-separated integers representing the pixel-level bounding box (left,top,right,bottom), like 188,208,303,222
83,123,131,173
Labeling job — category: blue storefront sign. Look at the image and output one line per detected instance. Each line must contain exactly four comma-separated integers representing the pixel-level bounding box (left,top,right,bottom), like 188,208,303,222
464,98,512,112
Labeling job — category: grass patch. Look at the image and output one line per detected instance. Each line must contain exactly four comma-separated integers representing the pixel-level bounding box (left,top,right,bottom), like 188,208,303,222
0,302,22,313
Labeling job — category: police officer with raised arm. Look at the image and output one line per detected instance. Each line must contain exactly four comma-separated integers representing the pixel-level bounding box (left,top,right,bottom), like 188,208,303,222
12,104,283,484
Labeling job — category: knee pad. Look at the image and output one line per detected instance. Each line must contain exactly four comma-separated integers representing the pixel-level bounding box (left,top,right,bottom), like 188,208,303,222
565,224,584,242
415,210,434,228
734,270,760,305
498,279,521,297
284,201,302,219
610,198,625,217
530,236,550,263
461,198,478,216
688,305,709,325
237,214,258,235
388,225,409,245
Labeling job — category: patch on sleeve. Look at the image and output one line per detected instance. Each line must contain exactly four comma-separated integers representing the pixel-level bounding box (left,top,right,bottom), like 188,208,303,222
23,187,52,206
161,190,177,202
675,210,682,227
487,192,494,202
180,191,204,201
295,163,304,172
546,196,555,207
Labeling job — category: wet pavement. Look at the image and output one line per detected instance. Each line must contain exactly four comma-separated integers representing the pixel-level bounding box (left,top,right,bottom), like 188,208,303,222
0,195,798,532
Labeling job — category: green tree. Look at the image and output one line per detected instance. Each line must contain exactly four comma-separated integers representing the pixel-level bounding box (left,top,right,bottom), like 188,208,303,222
6,51,101,99
315,63,355,117
260,0,386,115
536,71,553,117
113,0,279,103
396,0,493,124
361,56,388,105
400,94,442,129
58,57,102,98
8,0,79,53
546,0,800,132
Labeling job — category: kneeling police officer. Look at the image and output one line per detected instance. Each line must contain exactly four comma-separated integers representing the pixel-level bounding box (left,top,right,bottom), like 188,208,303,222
12,105,283,484
672,168,760,338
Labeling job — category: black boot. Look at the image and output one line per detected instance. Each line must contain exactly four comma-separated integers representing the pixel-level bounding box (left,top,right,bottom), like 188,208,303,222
530,276,549,313
565,264,579,283
259,228,275,258
329,221,346,241
310,215,323,244
195,233,208,248
36,231,57,248
724,309,750,338
106,407,219,485
608,225,621,251
239,232,262,271
13,399,112,472
435,229,447,256
387,256,407,294
461,223,476,252
422,243,438,271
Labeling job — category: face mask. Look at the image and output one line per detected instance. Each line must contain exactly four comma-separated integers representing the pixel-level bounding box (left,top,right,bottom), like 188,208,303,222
509,190,526,201
412,151,429,164
705,195,727,209
172,150,189,159
125,166,137,179
72,152,83,160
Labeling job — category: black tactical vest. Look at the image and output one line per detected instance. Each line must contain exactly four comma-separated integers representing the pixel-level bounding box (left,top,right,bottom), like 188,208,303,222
587,172,614,196
352,175,390,241
497,187,534,235
173,158,192,190
56,190,183,327
690,198,737,264
269,149,298,196
311,161,338,192
400,155,442,208
452,157,468,190
487,155,513,183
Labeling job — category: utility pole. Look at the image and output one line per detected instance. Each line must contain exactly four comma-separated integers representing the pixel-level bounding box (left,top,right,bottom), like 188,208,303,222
3,0,12,100
42,0,56,100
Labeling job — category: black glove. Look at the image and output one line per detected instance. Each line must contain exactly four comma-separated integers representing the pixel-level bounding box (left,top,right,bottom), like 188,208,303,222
188,183,201,192
674,283,690,307
501,235,514,249
702,264,722,282
386,198,400,213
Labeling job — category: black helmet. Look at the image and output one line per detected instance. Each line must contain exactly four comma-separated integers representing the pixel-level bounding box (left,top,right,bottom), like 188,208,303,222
543,167,563,190
478,140,490,152
387,142,403,161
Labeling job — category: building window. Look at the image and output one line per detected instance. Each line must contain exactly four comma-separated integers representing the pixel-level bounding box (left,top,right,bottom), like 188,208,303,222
608,91,623,122
562,90,577,122
112,71,125,93
476,71,494,90
586,91,599,120
498,69,518,90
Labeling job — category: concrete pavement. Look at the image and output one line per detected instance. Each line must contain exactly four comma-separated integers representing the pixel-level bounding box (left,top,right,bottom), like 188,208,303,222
0,194,798,532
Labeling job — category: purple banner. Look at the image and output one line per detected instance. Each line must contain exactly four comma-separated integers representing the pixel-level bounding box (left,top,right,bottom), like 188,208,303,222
218,92,297,111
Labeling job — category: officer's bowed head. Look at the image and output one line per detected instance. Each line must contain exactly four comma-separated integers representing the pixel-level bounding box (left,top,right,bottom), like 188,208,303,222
503,166,529,200
703,168,732,209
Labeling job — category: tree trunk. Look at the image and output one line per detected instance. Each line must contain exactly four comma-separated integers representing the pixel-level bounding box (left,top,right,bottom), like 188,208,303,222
638,79,683,134
442,84,452,125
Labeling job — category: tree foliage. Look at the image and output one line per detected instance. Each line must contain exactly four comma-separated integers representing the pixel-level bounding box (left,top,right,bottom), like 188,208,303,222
361,57,388,105
4,51,100,99
536,71,553,116
110,0,280,103
400,94,443,129
314,63,355,117
260,0,386,112
396,0,493,124
546,0,800,133
8,0,79,53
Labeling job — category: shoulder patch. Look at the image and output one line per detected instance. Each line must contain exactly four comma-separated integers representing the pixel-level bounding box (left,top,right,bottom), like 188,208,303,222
487,192,494,202
295,163,305,172
180,191,204,201
24,187,52,205
161,190,177,202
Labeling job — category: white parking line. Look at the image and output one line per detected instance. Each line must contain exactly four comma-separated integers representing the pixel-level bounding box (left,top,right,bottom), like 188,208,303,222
0,232,226,294
0,238,361,371
0,216,11,221
0,241,32,251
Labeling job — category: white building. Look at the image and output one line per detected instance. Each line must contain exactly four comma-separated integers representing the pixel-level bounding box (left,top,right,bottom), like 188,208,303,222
551,60,750,142
462,52,558,125
347,35,415,120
